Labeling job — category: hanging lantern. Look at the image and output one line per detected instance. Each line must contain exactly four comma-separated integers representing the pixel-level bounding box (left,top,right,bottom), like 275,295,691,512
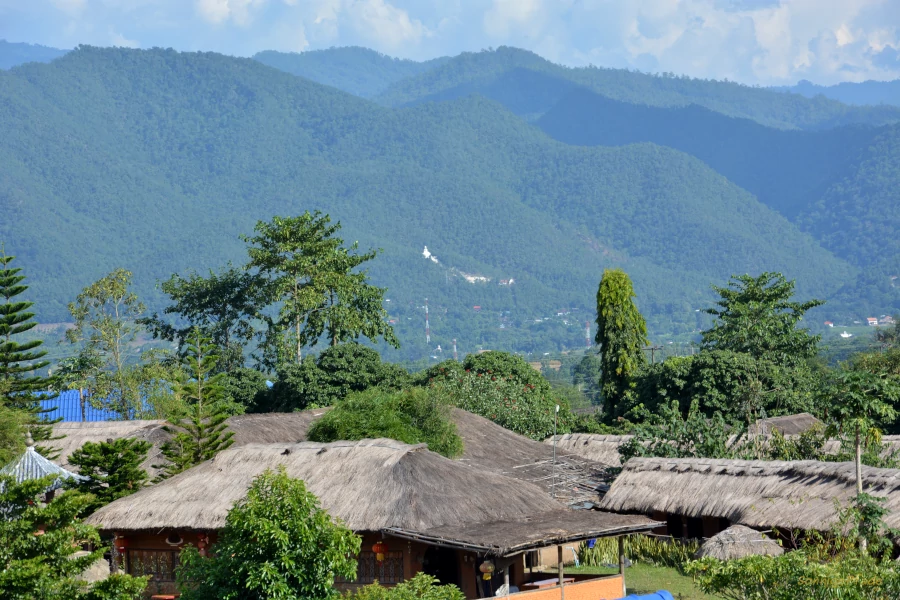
479,560,495,580
372,541,388,562
114,535,129,554
165,532,184,546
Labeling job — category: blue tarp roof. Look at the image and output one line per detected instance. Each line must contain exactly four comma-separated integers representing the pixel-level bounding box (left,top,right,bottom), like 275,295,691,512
39,390,119,422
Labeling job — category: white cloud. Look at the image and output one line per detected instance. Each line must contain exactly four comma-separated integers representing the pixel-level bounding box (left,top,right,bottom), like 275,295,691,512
346,0,430,49
195,0,266,26
109,28,139,48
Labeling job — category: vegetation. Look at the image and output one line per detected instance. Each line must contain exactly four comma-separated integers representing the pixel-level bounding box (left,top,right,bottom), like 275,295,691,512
176,467,361,600
579,534,700,570
67,437,151,514
347,573,464,600
0,474,148,600
308,387,463,458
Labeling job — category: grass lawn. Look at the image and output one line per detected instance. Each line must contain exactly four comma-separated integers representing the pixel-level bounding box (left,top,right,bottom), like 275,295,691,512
546,564,722,600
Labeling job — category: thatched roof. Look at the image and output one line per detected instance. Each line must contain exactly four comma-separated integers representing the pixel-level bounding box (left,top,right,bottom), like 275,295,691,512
386,510,660,557
599,457,900,531
54,408,609,505
544,434,634,468
85,439,570,532
695,525,783,560
749,413,823,436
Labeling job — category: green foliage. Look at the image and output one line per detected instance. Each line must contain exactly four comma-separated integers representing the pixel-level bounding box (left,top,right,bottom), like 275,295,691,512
141,264,262,372
307,387,463,458
244,212,397,368
685,551,900,600
176,467,361,600
0,474,148,600
345,573,464,600
68,437,151,513
430,369,573,440
702,272,823,367
0,403,28,465
221,367,270,412
266,343,410,412
0,249,55,452
571,354,602,406
157,329,234,479
595,269,648,420
578,535,699,570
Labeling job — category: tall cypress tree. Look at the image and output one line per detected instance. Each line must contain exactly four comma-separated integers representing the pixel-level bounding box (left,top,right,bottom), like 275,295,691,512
157,328,234,479
595,269,648,421
0,248,57,454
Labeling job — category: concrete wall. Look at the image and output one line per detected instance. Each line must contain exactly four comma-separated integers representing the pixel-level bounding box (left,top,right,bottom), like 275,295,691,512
490,575,626,600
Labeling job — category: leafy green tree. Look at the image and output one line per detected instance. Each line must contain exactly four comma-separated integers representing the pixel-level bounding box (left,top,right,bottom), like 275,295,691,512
348,573,465,600
157,329,234,479
702,272,823,367
571,354,603,406
221,367,270,412
67,269,146,417
243,212,397,368
141,264,262,372
0,403,28,465
176,467,361,600
67,437,151,513
826,369,900,553
52,347,104,423
308,387,463,458
0,473,148,600
462,350,553,395
595,269,648,420
265,342,410,412
0,249,55,451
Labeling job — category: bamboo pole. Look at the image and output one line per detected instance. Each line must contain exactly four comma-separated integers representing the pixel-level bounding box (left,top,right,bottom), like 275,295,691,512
618,536,626,597
558,545,565,600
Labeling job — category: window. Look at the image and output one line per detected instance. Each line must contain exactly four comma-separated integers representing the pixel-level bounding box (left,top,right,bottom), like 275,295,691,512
339,551,404,585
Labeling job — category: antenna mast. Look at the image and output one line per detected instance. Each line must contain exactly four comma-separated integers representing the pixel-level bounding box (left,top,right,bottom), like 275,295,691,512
425,298,431,345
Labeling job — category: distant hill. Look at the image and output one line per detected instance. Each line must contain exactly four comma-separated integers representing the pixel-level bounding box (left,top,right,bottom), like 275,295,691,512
253,47,449,98
774,79,900,108
372,46,900,131
0,47,853,357
0,40,67,69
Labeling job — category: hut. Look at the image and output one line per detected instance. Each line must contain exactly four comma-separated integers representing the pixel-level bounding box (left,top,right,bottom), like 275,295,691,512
1,433,85,493
598,457,900,539
694,525,783,560
748,413,824,436
544,434,634,468
87,439,659,599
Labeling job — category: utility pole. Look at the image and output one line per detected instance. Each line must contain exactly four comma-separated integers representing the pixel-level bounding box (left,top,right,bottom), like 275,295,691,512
424,298,430,345
643,344,663,364
452,338,458,361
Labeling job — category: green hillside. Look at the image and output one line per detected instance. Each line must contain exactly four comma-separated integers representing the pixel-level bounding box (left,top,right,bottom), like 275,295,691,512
253,47,449,98
373,47,900,130
0,40,67,70
774,79,900,108
0,46,853,358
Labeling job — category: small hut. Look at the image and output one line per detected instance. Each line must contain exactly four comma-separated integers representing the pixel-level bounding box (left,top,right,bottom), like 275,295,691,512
0,433,85,492
694,525,783,560
749,413,823,436
544,433,634,468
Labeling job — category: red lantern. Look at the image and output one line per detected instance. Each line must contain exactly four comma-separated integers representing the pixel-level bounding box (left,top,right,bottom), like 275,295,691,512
479,560,495,581
114,535,129,554
372,541,388,562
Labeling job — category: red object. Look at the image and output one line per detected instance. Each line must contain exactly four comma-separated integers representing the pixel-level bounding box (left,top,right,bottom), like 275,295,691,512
372,541,388,562
114,535,128,553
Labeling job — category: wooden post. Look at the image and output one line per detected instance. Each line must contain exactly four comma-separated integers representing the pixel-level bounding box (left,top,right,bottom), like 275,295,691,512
504,568,510,597
557,545,565,600
618,536,626,597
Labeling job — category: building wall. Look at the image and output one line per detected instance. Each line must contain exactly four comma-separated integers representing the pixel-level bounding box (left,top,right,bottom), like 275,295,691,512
114,530,219,597
496,575,626,600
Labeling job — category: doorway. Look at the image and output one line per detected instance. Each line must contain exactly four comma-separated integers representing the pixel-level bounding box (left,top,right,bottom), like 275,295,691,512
422,546,460,588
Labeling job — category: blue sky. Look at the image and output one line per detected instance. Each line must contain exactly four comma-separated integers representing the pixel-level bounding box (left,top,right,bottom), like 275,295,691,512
3,0,900,85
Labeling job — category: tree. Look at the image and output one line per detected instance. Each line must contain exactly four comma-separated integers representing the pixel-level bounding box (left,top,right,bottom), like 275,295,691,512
348,573,464,600
308,387,464,458
157,329,234,479
0,474,148,600
52,347,103,423
702,272,823,368
67,437,151,514
67,269,146,418
0,249,56,452
176,467,361,600
221,367,270,412
826,369,900,553
141,264,263,372
243,212,397,368
594,269,648,420
462,350,553,396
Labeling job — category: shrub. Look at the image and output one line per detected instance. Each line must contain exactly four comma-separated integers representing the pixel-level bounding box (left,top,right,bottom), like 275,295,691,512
578,535,699,571
347,573,464,600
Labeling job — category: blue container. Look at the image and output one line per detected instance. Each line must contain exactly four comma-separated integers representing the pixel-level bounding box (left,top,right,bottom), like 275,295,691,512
621,592,674,600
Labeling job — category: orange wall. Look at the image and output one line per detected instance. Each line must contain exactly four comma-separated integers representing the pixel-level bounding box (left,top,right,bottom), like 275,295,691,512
492,575,625,600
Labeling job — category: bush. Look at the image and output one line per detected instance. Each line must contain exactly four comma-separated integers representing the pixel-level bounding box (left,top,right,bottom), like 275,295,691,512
307,388,463,458
347,573,464,600
578,535,699,570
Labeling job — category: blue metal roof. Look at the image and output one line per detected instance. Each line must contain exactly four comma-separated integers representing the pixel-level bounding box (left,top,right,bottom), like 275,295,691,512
39,390,119,422
0,445,86,491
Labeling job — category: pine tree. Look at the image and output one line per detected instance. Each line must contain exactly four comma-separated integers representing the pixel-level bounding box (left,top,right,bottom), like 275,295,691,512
157,328,234,479
68,437,151,513
595,269,648,421
0,248,57,455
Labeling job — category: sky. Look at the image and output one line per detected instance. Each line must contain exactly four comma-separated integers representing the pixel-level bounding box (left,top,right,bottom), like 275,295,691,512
3,0,900,86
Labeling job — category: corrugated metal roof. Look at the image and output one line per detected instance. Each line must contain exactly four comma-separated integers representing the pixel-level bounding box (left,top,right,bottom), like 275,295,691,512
0,445,86,491
39,390,119,422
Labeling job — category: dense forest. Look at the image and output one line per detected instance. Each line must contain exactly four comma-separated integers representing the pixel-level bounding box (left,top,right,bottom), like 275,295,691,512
0,40,67,70
774,78,900,107
1,44,898,357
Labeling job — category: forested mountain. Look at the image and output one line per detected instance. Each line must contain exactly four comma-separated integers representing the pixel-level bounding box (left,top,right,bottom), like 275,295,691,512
775,79,900,107
371,47,900,130
0,40,67,69
0,47,853,358
253,47,449,98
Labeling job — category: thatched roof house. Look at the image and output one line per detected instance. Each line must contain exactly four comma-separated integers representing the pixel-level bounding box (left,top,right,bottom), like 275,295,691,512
599,457,900,533
544,434,634,468
749,413,823,436
51,408,610,505
694,525,783,560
